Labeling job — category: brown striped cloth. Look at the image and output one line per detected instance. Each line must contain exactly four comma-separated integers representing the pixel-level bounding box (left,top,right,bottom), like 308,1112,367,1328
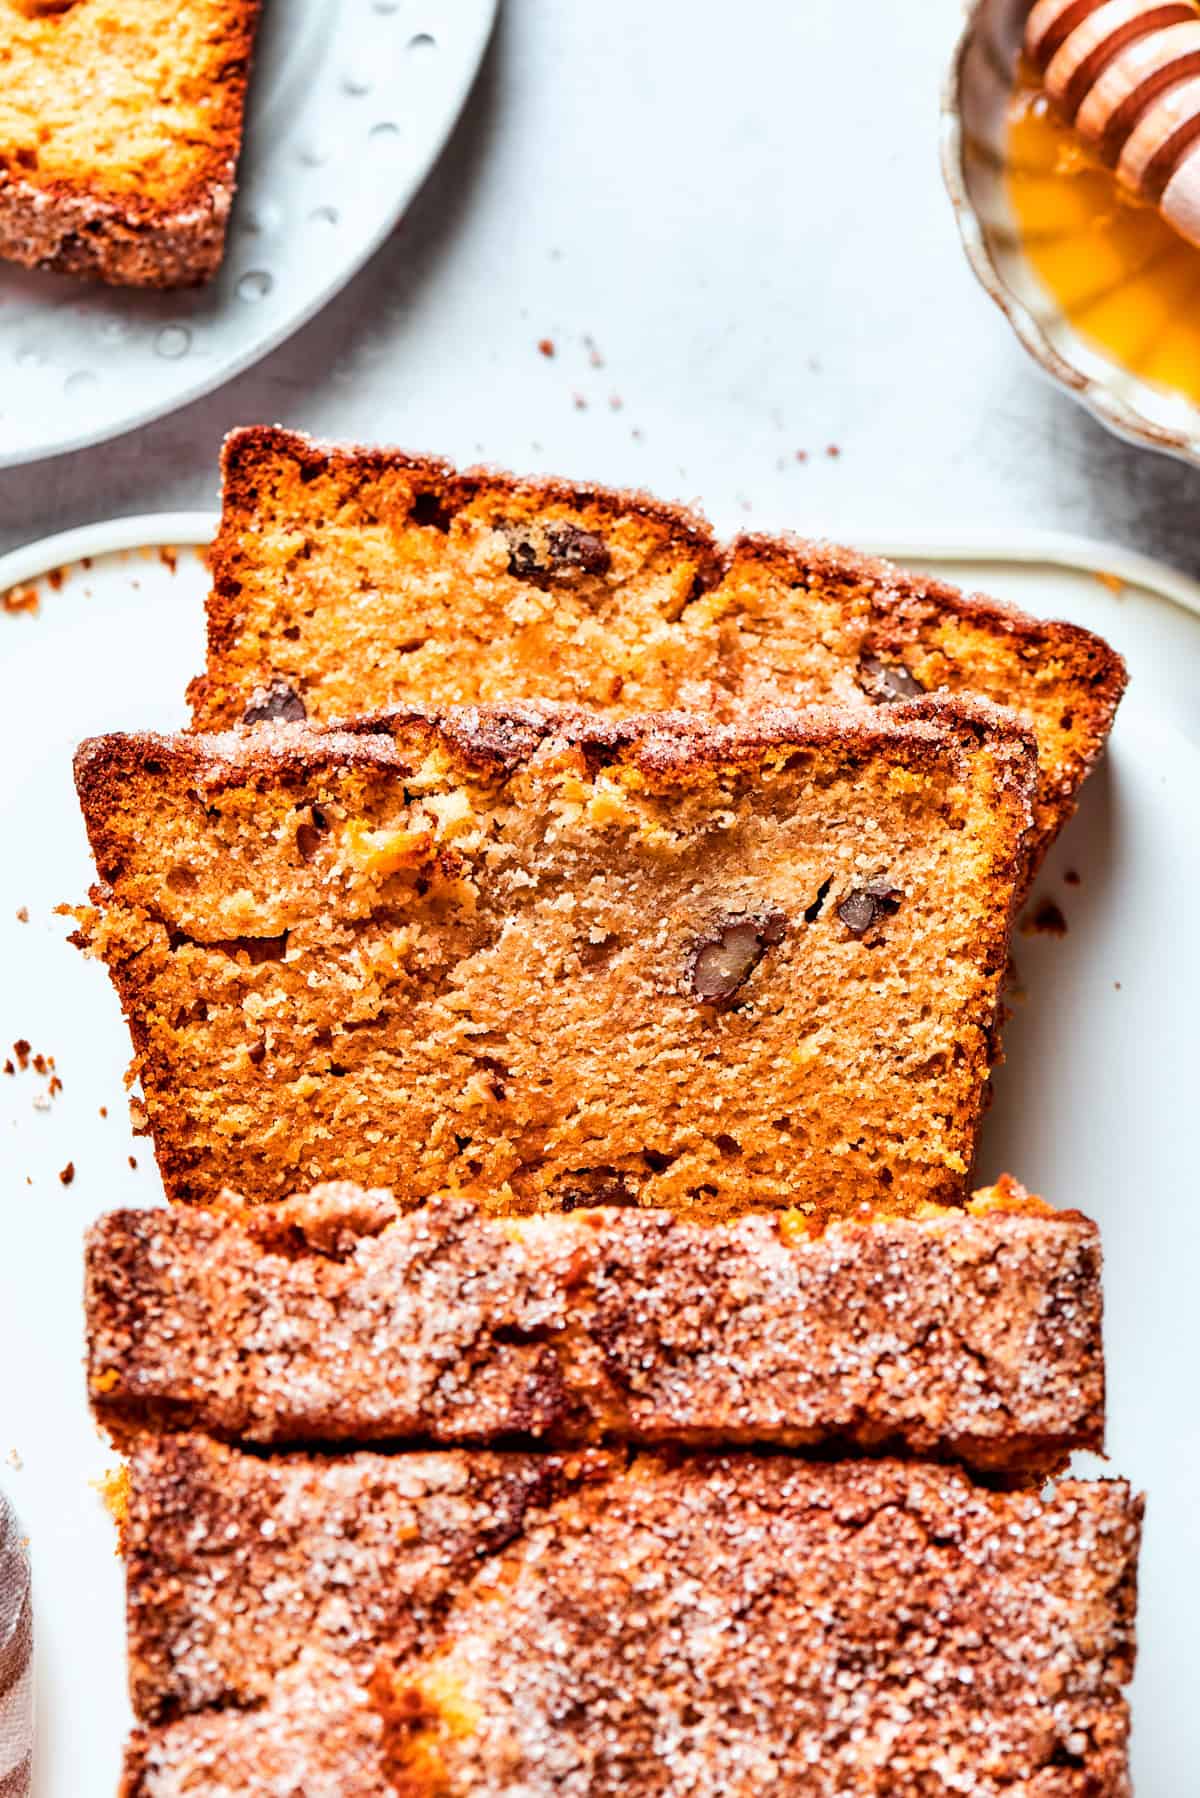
0,1493,30,1798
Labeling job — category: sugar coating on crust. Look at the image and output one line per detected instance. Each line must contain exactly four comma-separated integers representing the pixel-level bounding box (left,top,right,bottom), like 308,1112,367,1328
120,1437,1141,1796
73,698,1036,1216
0,0,261,286
85,1180,1105,1472
192,425,1127,861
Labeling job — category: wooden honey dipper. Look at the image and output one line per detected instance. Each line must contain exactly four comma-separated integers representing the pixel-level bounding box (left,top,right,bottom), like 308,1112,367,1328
1026,0,1200,245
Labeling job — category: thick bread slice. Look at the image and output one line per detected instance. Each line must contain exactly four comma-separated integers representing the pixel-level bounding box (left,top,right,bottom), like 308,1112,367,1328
119,1436,1141,1796
73,699,1035,1217
85,1179,1105,1474
0,0,261,287
191,425,1126,866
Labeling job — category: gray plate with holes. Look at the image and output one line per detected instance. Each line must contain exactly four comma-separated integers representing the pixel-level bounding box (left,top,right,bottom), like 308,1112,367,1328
0,0,497,467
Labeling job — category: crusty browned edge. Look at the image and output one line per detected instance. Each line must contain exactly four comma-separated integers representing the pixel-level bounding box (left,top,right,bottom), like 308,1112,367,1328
197,425,1126,842
84,1186,1106,1474
0,0,262,288
74,691,1039,873
115,1437,1143,1766
120,1434,617,1726
199,424,723,674
731,531,1128,840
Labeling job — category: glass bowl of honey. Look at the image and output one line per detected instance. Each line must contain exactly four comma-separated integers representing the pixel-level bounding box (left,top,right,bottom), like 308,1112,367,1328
943,0,1200,463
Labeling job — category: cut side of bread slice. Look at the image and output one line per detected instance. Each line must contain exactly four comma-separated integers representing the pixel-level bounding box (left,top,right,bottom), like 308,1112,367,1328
73,699,1036,1217
0,0,262,287
118,1435,1141,1796
191,425,1127,867
85,1179,1105,1474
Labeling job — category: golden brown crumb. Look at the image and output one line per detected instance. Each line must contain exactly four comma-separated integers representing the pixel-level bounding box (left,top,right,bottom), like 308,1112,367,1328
537,338,555,357
15,906,28,923
74,701,1037,1218
192,429,1126,873
59,1162,75,1187
97,1464,130,1536
0,0,264,288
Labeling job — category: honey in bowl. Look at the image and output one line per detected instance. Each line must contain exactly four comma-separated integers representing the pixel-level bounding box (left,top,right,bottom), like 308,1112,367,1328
1007,66,1200,404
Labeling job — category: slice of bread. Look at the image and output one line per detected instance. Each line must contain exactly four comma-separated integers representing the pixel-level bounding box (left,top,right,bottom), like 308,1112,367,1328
0,0,261,287
72,699,1035,1217
191,425,1126,867
118,1435,1141,1796
85,1179,1105,1474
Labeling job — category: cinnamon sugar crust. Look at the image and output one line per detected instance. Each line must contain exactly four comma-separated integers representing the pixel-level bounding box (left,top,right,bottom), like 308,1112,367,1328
85,1181,1105,1473
73,698,1036,1215
119,1436,1142,1796
0,0,261,286
191,426,1126,864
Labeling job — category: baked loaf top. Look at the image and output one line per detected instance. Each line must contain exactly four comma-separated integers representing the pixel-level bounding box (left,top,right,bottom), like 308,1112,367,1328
192,425,1127,864
120,1435,1141,1796
0,0,261,286
74,698,1035,1216
85,1178,1105,1473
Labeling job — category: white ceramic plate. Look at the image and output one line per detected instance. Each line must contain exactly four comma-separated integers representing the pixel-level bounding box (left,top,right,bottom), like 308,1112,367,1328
0,516,1196,1796
0,0,497,468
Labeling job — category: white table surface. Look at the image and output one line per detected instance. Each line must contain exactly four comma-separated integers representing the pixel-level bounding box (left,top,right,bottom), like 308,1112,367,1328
0,0,1197,568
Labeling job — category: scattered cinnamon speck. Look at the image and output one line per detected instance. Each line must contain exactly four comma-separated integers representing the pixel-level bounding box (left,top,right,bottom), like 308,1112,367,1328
795,450,809,463
537,338,555,358
159,546,178,575
1021,899,1068,938
15,907,28,924
826,444,841,459
1064,869,1081,887
631,427,644,442
584,336,605,369
99,1106,108,1119
1114,981,1122,991
1095,570,1124,596
609,395,623,411
82,556,92,570
12,1040,30,1071
128,1156,138,1171
58,1161,75,1187
573,394,588,411
2,584,39,616
2,1061,12,1077
46,566,64,591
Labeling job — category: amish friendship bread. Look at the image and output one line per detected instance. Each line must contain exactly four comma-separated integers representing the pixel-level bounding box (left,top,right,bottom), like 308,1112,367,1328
119,1434,1142,1797
86,1178,1105,1474
73,698,1036,1216
0,0,261,286
191,426,1127,868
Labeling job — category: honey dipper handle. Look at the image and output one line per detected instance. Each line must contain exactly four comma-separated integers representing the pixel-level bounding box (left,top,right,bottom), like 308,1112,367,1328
1025,0,1200,244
